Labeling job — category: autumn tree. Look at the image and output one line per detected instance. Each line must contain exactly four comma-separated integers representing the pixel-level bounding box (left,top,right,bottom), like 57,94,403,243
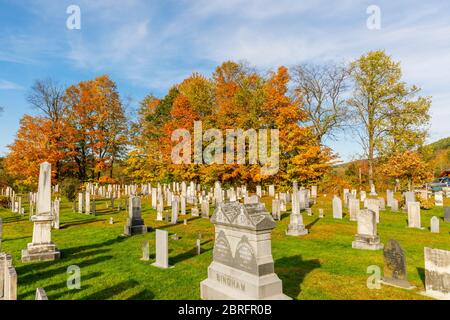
64,75,128,181
380,151,432,191
5,115,62,186
348,50,431,188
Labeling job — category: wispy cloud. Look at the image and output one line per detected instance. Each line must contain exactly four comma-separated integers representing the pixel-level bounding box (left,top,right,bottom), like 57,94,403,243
0,79,23,90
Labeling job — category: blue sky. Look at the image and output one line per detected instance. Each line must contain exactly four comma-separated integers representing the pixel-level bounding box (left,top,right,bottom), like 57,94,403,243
0,0,449,162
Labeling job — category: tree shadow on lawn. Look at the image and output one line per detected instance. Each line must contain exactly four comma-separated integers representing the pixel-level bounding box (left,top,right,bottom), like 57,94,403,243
82,279,142,300
60,218,98,229
170,240,213,265
306,218,320,230
17,255,113,283
2,215,28,223
275,255,321,299
18,271,103,300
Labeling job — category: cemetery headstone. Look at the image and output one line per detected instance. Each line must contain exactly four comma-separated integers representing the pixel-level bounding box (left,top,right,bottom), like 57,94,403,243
407,202,422,229
0,253,17,300
35,288,48,300
380,240,415,289
151,229,172,269
332,196,343,219
200,202,291,300
445,207,450,223
435,191,444,207
124,196,147,236
141,241,149,261
430,216,439,233
422,247,450,300
352,209,383,250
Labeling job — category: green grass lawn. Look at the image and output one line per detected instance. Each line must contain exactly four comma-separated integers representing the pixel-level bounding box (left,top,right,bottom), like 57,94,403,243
1,194,449,300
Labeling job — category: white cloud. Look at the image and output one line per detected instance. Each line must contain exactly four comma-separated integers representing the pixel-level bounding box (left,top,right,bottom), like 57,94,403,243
0,79,23,90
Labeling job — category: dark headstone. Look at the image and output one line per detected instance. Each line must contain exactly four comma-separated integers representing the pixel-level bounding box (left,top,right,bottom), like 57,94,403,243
444,207,450,223
381,240,415,289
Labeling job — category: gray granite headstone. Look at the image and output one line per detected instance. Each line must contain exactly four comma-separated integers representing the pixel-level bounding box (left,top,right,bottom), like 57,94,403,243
444,207,450,223
380,240,414,289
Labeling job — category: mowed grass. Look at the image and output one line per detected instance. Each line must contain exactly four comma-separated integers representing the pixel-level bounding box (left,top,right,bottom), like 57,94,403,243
0,194,449,300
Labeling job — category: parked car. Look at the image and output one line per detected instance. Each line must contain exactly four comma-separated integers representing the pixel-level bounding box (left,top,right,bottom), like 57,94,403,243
426,176,450,192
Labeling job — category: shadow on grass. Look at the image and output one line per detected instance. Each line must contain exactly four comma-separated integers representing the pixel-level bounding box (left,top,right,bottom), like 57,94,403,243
18,271,103,300
170,240,213,265
127,289,155,300
17,256,113,283
306,218,320,230
417,267,426,287
60,218,98,229
82,279,140,300
2,215,28,223
275,255,321,300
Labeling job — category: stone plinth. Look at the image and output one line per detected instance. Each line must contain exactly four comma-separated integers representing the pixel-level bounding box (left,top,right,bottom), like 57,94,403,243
21,215,61,262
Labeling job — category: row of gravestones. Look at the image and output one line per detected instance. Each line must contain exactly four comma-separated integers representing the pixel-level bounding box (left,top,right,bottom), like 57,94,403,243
3,162,450,299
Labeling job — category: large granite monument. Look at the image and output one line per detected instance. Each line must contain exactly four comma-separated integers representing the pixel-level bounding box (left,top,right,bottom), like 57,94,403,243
201,201,291,300
21,162,61,262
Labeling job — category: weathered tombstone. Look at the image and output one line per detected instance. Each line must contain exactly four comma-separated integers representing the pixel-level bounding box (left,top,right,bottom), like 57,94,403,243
369,183,377,196
380,240,415,289
378,197,385,210
85,191,90,214
141,241,149,261
430,216,439,233
318,208,324,218
445,207,450,223
268,185,275,197
435,191,444,207
0,253,17,300
52,199,60,230
404,191,415,204
22,162,60,262
156,197,163,221
286,212,308,236
109,217,114,225
407,202,422,229
386,190,394,207
180,195,186,215
366,200,380,224
332,196,343,219
422,247,450,300
360,191,367,202
201,200,210,218
151,230,172,269
272,199,280,221
171,199,179,225
124,196,147,236
35,288,48,300
78,192,84,213
191,206,199,217
352,209,383,250
391,199,399,212
200,202,291,300
196,239,201,255
306,208,312,216
348,198,360,221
